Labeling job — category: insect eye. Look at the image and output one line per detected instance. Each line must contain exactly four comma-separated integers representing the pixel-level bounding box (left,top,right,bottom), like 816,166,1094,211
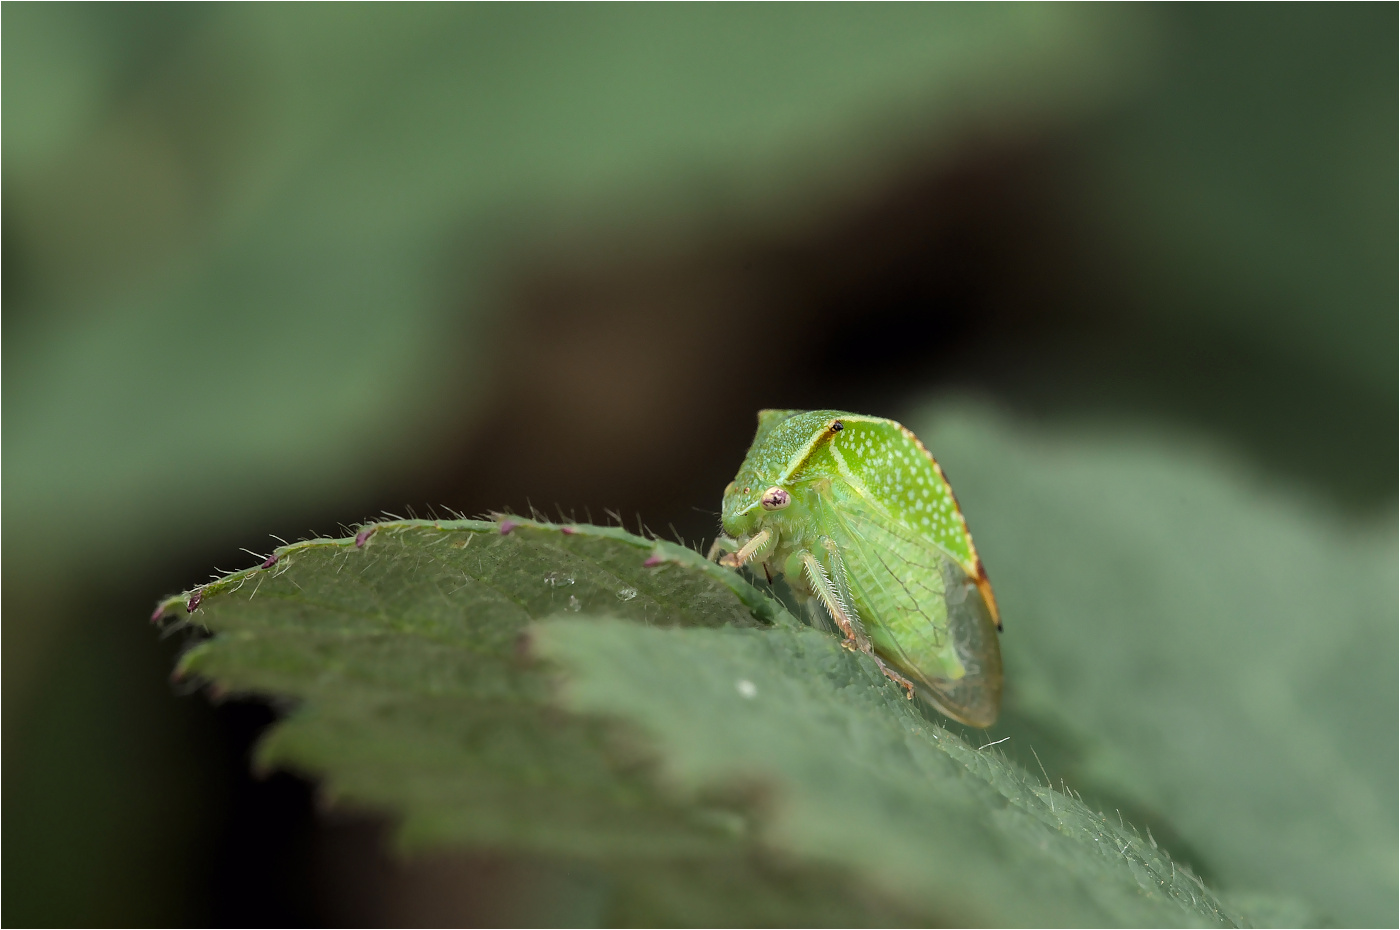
830,420,843,432
760,487,791,511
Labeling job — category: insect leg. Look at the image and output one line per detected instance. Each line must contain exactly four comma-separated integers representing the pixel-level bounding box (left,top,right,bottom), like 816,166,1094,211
816,537,912,700
870,653,916,700
719,529,773,569
797,549,866,651
706,535,737,563
816,538,871,650
818,537,862,634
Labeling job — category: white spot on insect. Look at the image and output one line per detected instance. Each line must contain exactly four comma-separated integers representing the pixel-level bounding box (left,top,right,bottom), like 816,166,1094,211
567,595,581,611
736,679,758,699
616,587,638,601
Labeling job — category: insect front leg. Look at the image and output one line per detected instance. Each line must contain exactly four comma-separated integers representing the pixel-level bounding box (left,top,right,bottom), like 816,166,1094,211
717,529,774,569
706,535,737,563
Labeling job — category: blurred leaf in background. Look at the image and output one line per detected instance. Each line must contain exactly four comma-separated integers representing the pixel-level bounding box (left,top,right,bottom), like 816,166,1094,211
1075,4,1395,396
3,9,1145,919
914,400,1397,927
3,3,1142,569
3,2,1393,925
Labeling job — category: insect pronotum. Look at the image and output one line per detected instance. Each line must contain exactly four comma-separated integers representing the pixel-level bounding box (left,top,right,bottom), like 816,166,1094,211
710,409,1003,726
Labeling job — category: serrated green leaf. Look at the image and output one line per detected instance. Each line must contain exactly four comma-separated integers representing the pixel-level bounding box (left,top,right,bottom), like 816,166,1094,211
167,516,1235,926
171,520,776,856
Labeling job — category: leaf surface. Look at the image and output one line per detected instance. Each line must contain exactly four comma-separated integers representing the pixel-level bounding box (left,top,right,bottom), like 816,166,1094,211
164,516,1235,926
911,400,1398,927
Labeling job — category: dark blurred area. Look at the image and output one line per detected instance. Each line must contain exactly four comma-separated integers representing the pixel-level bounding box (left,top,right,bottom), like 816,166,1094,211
3,4,1394,926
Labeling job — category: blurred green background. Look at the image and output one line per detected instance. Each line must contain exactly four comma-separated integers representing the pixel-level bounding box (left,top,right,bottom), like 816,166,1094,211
3,3,1394,925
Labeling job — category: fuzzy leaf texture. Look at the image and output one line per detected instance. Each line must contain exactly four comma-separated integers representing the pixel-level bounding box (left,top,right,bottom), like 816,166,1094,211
163,515,1238,925
913,402,1397,928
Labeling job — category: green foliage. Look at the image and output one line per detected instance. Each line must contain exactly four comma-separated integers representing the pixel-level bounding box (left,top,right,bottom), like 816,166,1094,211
1079,4,1398,394
913,401,1397,927
165,515,1236,926
163,402,1397,925
11,7,1392,925
6,3,1141,573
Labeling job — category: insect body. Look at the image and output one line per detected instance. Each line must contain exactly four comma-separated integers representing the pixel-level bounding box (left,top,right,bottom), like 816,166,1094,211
711,409,1003,726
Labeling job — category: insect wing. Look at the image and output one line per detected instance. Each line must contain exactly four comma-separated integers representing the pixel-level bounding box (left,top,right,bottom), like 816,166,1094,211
823,487,1003,726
